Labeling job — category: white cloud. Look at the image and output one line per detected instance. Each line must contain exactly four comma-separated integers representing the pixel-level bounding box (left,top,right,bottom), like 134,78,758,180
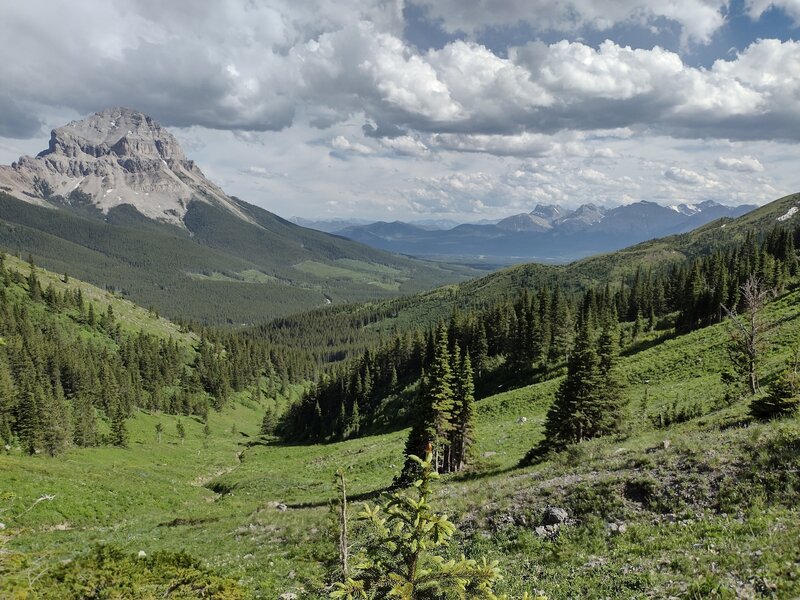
715,156,764,172
414,0,727,45
331,135,374,155
745,0,800,22
664,166,716,186
378,136,430,156
429,132,557,156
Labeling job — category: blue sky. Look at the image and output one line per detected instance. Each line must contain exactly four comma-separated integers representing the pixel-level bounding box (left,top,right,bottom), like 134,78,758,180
1,0,800,220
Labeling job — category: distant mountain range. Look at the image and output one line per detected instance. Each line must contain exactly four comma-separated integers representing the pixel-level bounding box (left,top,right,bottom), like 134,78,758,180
0,108,475,323
325,200,757,263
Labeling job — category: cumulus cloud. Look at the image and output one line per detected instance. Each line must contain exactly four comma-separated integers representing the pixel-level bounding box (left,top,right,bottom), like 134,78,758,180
429,132,556,156
715,156,764,172
413,0,727,45
331,135,374,155
5,1,800,146
745,0,800,22
378,135,430,156
664,166,715,185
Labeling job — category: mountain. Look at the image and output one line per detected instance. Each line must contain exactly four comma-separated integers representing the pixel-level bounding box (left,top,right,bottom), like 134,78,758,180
335,200,757,262
0,108,476,324
289,216,373,233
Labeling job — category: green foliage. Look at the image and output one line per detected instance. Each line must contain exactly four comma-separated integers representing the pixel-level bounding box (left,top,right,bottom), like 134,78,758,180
331,452,527,600
37,544,245,599
751,349,800,419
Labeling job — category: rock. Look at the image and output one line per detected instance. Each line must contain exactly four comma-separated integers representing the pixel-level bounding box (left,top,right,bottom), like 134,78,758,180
276,503,288,512
482,451,497,458
607,522,627,534
137,550,147,559
279,594,297,600
516,416,527,424
541,506,569,525
663,439,671,450
0,107,252,226
534,524,560,537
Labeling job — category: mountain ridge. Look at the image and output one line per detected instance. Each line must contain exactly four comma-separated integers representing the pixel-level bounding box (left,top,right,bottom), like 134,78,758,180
333,199,758,262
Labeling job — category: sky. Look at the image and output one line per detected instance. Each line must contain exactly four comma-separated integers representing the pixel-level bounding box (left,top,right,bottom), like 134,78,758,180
2,0,800,221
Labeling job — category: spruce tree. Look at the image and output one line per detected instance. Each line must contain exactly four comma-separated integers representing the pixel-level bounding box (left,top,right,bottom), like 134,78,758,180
751,348,800,419
0,353,16,445
451,352,475,472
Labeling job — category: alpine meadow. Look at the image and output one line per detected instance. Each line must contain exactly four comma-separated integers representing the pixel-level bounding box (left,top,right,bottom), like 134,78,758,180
3,2,800,599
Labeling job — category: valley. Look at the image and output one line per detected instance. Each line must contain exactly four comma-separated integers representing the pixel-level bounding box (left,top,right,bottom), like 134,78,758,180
2,184,800,598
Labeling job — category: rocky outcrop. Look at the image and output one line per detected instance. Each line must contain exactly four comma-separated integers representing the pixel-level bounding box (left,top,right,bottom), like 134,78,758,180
0,107,251,226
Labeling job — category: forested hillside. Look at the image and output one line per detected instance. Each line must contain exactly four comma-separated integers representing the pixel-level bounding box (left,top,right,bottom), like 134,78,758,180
0,253,318,457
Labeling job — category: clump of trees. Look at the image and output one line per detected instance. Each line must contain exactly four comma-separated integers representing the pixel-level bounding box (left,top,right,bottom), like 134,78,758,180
397,324,475,483
522,294,626,463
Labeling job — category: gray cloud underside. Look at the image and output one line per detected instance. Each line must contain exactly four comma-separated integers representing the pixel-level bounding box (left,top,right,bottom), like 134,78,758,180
3,1,800,149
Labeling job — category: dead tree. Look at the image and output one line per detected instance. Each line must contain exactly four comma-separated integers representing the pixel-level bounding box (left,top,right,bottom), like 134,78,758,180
722,274,772,395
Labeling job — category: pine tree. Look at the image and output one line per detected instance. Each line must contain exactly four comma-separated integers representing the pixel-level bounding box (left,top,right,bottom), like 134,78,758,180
427,325,455,472
16,371,40,455
72,392,97,447
260,405,278,437
751,348,800,419
110,407,128,448
40,376,71,456
0,352,16,445
451,352,475,472
347,400,360,439
332,451,519,600
176,420,186,445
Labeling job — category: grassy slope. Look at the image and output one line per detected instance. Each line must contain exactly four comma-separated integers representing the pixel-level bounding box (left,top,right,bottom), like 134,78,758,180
5,285,800,598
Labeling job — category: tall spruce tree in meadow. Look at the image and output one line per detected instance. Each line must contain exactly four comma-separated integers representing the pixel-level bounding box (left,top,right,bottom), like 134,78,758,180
594,314,626,436
398,325,457,483
451,352,475,472
531,307,601,458
427,324,455,472
524,301,626,464
110,406,128,448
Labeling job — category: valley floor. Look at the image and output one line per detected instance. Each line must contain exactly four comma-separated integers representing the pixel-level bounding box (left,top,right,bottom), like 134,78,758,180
4,290,800,598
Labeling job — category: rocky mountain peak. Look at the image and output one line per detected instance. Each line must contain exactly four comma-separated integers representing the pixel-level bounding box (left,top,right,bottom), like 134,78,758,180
41,107,187,163
0,108,250,226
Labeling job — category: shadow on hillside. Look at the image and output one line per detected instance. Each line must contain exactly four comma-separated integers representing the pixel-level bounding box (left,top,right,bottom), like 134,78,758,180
284,487,386,509
446,464,518,484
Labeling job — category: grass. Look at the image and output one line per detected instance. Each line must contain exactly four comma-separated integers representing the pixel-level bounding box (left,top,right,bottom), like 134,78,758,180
4,288,800,598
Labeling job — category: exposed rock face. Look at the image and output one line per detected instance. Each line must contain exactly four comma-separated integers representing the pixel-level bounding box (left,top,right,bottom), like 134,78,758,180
0,107,251,226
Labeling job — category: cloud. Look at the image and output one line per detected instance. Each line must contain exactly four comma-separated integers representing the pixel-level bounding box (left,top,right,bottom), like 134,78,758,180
745,0,800,22
0,94,43,138
331,135,374,155
664,166,715,185
714,156,764,172
412,0,727,45
5,1,800,146
429,132,557,156
378,135,430,156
